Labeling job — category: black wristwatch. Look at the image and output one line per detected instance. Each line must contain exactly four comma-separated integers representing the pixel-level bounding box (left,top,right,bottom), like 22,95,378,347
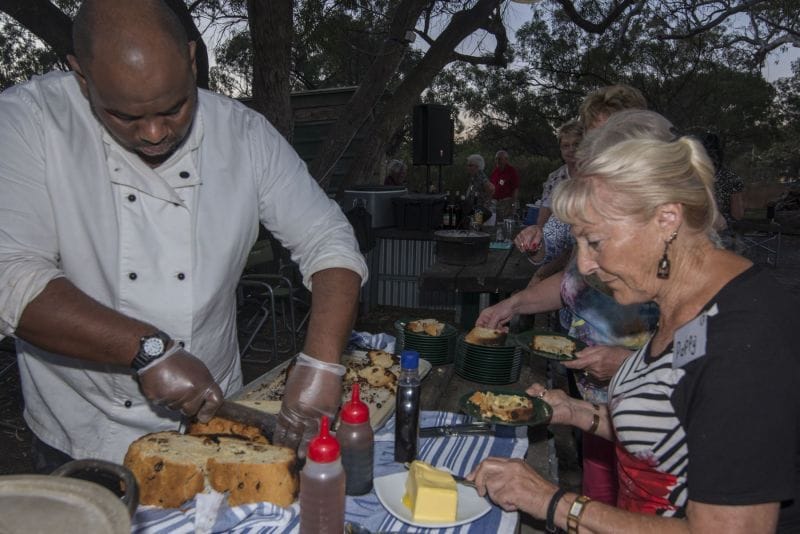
131,331,172,371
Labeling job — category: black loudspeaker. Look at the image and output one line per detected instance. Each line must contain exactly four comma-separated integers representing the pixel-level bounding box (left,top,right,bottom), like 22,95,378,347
412,104,454,165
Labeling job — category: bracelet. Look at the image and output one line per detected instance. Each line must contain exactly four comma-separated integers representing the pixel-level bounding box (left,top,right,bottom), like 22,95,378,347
545,488,567,533
587,403,600,434
567,495,592,534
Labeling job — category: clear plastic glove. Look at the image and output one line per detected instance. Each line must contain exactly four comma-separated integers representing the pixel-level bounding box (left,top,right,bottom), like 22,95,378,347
273,352,345,458
138,347,223,422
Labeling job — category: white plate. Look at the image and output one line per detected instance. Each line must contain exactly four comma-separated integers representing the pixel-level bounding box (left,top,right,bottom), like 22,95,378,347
373,471,491,528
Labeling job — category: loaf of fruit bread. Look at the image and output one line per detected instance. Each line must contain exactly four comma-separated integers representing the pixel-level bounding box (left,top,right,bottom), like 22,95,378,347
532,334,576,357
123,431,298,508
464,326,507,346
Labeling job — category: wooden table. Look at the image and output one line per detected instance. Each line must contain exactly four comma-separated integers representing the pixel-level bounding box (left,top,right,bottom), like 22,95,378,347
419,241,538,329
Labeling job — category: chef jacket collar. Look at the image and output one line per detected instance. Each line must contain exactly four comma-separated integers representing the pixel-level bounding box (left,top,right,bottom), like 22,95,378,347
102,111,205,205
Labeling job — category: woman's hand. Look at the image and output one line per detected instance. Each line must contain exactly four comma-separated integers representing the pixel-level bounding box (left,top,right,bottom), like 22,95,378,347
526,383,576,426
514,225,543,254
467,457,557,517
476,298,515,329
563,345,632,382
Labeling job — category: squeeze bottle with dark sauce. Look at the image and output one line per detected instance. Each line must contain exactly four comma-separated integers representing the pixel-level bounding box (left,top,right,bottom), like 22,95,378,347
338,382,374,495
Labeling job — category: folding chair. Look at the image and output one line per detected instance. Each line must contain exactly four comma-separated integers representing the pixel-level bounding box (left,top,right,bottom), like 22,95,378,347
237,240,298,363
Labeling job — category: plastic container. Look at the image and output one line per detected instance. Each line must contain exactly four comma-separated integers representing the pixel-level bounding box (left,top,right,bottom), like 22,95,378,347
300,416,346,534
338,383,374,495
394,350,421,463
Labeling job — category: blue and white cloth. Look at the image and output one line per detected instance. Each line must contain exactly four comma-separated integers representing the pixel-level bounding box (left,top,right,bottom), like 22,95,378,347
132,411,528,533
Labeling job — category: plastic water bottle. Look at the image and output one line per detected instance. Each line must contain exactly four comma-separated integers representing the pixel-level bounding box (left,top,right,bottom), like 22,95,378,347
394,350,421,463
300,416,345,534
338,383,374,495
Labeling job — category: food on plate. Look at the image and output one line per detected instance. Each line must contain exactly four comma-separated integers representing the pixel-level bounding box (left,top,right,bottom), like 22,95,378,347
187,399,281,443
468,391,533,422
532,334,577,357
407,318,445,337
401,460,457,522
124,431,298,508
367,349,395,369
464,326,507,346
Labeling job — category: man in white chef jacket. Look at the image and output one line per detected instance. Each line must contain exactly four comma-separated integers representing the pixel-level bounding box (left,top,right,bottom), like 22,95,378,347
0,0,366,468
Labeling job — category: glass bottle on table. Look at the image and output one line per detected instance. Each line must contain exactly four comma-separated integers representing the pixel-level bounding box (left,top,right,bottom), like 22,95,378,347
394,350,421,463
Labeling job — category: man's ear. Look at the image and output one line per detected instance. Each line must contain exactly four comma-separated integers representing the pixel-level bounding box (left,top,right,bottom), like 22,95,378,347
67,54,90,98
188,41,197,81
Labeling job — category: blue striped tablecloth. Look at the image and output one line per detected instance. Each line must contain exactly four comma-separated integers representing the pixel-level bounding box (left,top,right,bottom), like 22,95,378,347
132,411,528,533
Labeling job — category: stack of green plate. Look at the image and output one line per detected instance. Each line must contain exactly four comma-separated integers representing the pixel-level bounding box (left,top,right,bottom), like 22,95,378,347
455,336,522,385
394,320,458,365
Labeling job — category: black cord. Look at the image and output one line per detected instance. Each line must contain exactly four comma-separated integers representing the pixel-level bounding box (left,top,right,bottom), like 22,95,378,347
546,488,567,533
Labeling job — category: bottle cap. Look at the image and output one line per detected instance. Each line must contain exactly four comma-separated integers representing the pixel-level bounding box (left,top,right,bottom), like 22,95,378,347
340,383,370,424
306,415,340,463
400,350,419,370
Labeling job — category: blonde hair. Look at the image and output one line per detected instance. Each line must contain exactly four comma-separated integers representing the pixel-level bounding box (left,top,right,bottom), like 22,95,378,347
579,85,647,129
553,132,717,233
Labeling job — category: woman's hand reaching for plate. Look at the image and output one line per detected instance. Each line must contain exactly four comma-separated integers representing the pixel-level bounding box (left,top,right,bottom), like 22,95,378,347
475,299,514,330
562,345,633,382
526,383,576,426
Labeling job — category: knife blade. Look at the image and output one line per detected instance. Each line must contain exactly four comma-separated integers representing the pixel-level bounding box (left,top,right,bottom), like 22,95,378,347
419,422,494,438
214,400,278,442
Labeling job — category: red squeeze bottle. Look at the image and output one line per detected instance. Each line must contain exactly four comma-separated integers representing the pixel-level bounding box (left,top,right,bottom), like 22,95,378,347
299,416,346,534
338,383,374,495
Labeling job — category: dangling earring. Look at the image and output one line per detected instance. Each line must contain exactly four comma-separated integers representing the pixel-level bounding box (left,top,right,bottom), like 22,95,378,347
657,231,679,279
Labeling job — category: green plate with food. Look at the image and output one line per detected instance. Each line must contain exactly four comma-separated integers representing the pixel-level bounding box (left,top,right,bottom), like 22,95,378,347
513,329,586,361
458,388,552,427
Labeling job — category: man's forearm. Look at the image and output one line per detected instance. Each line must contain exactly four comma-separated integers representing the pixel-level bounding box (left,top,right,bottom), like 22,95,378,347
16,277,156,366
303,268,362,364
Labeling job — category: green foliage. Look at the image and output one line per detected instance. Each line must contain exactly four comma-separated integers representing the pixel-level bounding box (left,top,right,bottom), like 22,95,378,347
0,15,63,91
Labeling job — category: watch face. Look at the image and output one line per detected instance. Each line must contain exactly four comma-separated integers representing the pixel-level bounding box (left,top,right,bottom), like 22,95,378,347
143,336,166,357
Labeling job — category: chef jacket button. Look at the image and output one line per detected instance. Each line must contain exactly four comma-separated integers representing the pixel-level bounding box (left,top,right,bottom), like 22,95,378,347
129,272,137,280
177,272,186,280
124,400,132,408
127,194,136,202
179,171,190,179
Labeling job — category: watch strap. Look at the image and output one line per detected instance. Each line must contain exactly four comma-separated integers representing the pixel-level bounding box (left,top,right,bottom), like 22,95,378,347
131,331,171,371
567,495,592,534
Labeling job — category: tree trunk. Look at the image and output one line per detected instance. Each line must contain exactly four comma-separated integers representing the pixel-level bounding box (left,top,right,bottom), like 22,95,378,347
331,0,505,195
248,0,293,140
309,0,431,187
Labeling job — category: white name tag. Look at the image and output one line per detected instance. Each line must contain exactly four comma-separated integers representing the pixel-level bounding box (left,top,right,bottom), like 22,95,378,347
672,304,718,368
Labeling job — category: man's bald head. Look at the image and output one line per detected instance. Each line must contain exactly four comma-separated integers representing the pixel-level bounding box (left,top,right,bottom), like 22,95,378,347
72,0,189,66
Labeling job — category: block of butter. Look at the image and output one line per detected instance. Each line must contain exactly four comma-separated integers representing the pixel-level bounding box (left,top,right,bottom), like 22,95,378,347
401,460,457,522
